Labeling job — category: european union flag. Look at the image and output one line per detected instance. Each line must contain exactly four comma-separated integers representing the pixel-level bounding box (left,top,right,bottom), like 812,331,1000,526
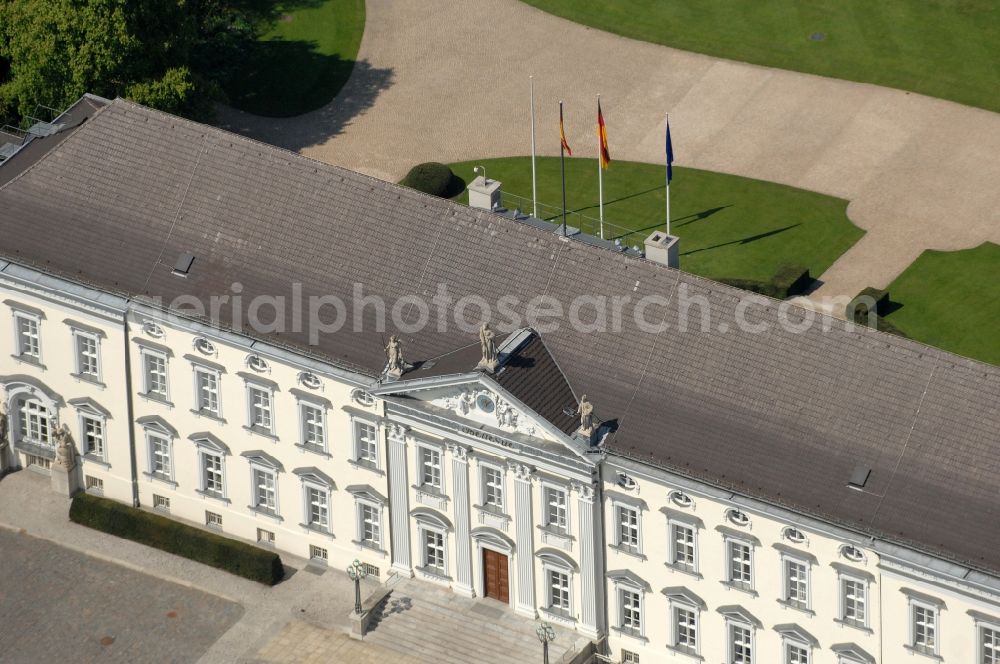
666,118,674,184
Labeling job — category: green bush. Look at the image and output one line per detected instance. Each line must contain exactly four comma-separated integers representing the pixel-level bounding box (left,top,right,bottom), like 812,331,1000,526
399,162,463,198
718,265,811,300
70,493,284,585
846,286,889,320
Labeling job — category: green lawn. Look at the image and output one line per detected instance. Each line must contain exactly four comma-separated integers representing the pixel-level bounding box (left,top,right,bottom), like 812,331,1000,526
522,0,1000,113
226,0,365,117
447,157,864,284
882,243,1000,365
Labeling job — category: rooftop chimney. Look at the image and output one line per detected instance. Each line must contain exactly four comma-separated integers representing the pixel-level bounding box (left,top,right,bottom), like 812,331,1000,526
644,231,679,268
468,175,502,211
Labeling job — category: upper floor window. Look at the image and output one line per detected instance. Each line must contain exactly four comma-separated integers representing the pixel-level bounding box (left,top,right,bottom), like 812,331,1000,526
841,577,868,628
252,466,278,515
147,433,172,481
247,385,273,433
782,558,810,610
482,466,504,512
300,403,326,452
194,367,220,416
982,624,999,664
353,420,378,467
910,602,938,656
201,452,225,498
306,485,329,531
727,539,754,591
547,568,570,615
142,321,164,338
74,331,101,381
785,642,809,664
669,490,693,508
247,354,269,373
193,337,215,355
616,473,637,490
142,350,168,399
14,312,41,360
841,545,866,563
422,528,446,575
673,605,698,655
616,505,641,554
419,447,442,490
783,527,806,544
358,501,381,549
670,522,697,573
299,371,322,389
544,486,568,534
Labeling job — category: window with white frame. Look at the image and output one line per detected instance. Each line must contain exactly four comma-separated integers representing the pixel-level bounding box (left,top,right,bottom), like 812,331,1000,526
547,568,570,615
616,505,640,553
194,367,220,415
544,486,568,534
670,521,697,573
482,465,504,512
982,624,1000,664
619,588,642,636
81,414,105,459
910,601,938,655
74,331,101,380
14,312,40,359
840,577,868,628
300,403,326,451
306,485,329,530
354,420,378,466
673,605,698,654
142,350,168,398
783,558,810,610
148,433,172,480
419,446,442,490
17,398,51,445
359,502,381,548
205,510,223,528
729,622,753,664
422,528,446,574
621,650,639,664
252,467,278,514
786,642,809,664
247,385,273,432
201,452,225,497
727,539,754,590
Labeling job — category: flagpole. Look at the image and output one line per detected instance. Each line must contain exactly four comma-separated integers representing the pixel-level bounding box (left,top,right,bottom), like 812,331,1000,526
530,76,538,219
665,112,671,236
560,100,568,235
596,95,604,239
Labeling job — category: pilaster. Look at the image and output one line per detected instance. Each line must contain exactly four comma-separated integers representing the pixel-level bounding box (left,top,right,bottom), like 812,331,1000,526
449,443,475,597
511,461,536,617
387,423,412,576
574,480,603,638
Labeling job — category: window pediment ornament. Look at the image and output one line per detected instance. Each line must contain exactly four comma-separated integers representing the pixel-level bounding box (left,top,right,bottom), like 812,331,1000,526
188,431,230,455
292,466,335,488
241,449,284,471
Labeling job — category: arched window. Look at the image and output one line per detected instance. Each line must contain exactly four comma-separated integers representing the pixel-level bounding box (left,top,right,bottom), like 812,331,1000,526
17,398,51,446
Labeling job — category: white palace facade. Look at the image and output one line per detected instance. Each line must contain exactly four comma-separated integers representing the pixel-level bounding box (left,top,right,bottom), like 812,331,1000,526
0,96,999,664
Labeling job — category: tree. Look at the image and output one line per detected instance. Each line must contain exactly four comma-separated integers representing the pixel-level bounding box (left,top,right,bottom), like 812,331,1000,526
0,0,254,125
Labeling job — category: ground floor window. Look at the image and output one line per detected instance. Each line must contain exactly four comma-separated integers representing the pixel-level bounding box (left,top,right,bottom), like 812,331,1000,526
674,605,697,654
620,589,642,636
730,623,753,664
422,529,445,574
547,569,570,614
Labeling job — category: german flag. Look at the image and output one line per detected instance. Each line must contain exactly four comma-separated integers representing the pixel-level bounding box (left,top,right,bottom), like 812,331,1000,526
559,102,572,156
597,99,610,169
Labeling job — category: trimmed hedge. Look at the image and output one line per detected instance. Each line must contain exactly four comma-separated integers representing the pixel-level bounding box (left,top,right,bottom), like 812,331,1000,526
846,287,907,338
399,162,464,198
70,493,284,585
718,265,812,300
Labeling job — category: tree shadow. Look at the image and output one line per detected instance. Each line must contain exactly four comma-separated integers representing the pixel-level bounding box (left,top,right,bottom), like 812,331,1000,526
680,224,800,255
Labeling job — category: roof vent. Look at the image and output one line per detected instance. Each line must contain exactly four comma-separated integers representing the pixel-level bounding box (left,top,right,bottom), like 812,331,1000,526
172,252,195,277
847,465,871,491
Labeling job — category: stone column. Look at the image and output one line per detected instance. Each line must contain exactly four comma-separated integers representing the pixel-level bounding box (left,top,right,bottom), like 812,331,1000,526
511,462,536,617
449,443,474,597
575,481,603,638
386,424,412,576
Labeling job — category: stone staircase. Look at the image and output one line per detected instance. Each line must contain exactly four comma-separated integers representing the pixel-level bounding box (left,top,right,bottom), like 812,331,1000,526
364,577,590,663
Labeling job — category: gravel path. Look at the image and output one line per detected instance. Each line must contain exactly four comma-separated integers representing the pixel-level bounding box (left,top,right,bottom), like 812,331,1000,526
217,0,1000,302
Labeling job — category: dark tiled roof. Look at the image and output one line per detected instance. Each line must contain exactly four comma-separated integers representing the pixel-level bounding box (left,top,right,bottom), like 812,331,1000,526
495,333,579,436
0,99,998,575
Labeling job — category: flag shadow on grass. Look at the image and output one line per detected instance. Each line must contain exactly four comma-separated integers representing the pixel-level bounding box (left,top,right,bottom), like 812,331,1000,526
609,205,731,242
680,224,801,256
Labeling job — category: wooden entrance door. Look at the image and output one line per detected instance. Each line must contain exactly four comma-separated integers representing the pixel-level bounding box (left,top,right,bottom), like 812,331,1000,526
483,548,509,603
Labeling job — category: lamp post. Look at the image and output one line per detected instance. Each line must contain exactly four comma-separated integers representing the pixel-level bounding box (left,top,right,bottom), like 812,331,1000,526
535,621,556,664
347,559,368,615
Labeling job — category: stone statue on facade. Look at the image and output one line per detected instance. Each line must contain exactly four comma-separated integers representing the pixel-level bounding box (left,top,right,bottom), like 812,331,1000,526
477,322,498,372
384,335,410,378
54,424,76,470
577,395,595,438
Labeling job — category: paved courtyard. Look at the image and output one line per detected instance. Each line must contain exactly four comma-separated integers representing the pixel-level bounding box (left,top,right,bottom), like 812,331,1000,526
217,0,1000,305
0,529,243,664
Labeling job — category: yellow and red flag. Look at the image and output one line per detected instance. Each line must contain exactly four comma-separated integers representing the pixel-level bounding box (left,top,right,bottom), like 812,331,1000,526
598,99,611,169
559,102,572,156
